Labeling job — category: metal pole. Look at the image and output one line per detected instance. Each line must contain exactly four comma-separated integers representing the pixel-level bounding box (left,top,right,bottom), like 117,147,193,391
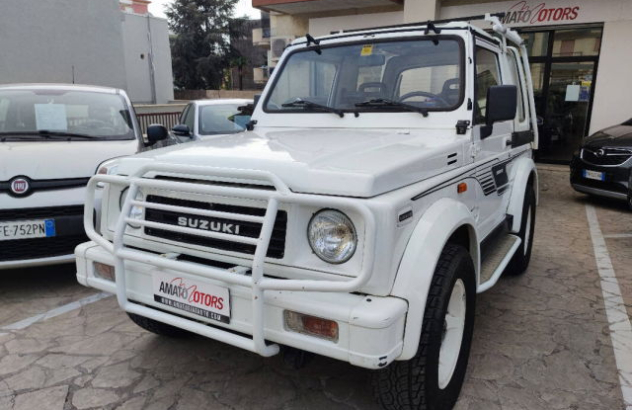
146,14,157,104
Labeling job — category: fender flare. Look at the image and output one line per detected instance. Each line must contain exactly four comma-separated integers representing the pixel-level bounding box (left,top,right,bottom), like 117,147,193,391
391,198,478,361
507,157,538,233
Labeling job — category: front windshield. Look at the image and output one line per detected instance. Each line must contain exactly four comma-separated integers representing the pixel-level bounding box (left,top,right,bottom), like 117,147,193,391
265,38,463,114
198,104,251,135
0,89,135,139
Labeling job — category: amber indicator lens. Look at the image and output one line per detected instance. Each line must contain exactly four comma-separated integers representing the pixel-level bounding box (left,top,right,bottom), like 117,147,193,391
284,310,339,342
457,182,468,193
93,262,115,281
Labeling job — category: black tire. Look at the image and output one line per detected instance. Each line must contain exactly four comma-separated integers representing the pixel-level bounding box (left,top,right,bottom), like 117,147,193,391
127,313,192,338
372,244,476,410
505,184,536,275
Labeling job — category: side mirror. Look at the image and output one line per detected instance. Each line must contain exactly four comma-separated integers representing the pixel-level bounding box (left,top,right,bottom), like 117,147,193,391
481,85,517,139
146,124,169,146
172,124,191,137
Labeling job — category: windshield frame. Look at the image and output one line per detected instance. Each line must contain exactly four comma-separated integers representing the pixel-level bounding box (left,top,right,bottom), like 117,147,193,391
0,89,137,141
262,35,466,116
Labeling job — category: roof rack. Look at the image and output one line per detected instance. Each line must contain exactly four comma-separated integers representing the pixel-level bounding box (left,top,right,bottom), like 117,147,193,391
340,13,507,34
339,12,522,50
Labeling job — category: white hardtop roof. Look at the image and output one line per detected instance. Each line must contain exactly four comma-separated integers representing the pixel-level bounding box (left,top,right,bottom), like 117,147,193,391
0,83,122,94
193,98,253,106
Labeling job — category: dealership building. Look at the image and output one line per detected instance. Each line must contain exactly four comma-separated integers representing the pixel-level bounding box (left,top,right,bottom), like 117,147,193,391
252,0,632,162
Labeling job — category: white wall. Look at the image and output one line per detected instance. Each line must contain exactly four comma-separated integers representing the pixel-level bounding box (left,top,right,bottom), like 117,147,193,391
590,20,632,133
0,0,127,89
122,14,174,104
308,11,404,37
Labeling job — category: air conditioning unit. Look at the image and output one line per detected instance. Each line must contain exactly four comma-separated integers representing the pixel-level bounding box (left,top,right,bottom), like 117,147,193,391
270,37,293,61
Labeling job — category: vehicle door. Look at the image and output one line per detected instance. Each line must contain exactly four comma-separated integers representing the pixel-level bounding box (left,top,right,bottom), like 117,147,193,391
472,42,515,239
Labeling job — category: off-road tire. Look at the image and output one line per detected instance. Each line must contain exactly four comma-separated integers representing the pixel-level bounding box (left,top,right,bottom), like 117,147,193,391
505,184,536,275
372,244,476,410
127,313,192,338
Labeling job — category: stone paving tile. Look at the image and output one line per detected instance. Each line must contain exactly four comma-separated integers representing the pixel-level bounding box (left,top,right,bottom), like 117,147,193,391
0,167,627,410
0,264,94,327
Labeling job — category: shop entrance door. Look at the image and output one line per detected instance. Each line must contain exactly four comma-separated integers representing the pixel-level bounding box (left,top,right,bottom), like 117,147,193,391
539,61,596,162
520,26,602,163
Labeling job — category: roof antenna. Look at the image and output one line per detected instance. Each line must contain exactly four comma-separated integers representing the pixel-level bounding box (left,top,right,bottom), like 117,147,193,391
305,33,322,55
424,21,441,45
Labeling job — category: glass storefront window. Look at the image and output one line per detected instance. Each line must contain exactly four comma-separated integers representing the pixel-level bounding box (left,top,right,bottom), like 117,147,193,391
552,28,601,57
521,31,549,57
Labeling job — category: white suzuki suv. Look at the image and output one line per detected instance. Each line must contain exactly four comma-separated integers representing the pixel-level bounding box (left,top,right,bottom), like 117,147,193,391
76,15,539,409
0,84,140,269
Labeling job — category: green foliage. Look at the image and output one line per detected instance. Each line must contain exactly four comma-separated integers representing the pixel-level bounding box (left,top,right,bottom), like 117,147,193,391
167,0,247,90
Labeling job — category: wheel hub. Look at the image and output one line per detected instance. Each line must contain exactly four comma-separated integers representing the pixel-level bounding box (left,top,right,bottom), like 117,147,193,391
438,278,466,389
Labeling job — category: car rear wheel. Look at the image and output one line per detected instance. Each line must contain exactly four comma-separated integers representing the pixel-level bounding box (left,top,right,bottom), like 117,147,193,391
372,244,476,410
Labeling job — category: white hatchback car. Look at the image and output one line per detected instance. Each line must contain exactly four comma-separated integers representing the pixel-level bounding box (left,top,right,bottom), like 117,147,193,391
0,84,140,269
171,99,253,141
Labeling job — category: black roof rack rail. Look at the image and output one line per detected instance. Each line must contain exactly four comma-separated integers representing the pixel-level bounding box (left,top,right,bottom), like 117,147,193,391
341,13,506,34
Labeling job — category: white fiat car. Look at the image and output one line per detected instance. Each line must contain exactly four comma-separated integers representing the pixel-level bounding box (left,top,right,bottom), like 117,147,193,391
0,84,140,269
76,15,538,409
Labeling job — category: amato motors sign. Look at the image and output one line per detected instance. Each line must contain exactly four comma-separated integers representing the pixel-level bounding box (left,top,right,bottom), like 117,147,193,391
441,0,631,27
501,1,580,25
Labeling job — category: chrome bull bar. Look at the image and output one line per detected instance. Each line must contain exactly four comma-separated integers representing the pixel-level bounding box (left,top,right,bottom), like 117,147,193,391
83,163,376,357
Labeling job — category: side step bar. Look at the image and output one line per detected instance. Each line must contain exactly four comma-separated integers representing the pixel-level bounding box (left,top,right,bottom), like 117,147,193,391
478,233,521,293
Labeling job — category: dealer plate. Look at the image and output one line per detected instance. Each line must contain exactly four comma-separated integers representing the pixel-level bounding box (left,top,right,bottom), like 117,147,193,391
0,219,56,241
152,272,230,324
583,169,605,181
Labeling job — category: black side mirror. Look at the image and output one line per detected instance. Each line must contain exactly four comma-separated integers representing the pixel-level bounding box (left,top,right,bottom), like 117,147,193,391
146,124,169,146
172,124,191,137
481,85,517,139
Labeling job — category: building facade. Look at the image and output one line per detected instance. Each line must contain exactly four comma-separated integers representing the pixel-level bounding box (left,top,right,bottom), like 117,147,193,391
251,0,632,163
0,0,173,104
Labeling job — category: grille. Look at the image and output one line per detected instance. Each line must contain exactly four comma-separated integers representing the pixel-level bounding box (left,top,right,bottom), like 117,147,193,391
0,235,87,261
144,195,287,259
0,206,84,222
581,148,632,166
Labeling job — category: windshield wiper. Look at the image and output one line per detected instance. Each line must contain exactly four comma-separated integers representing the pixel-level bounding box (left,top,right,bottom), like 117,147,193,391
355,98,429,117
282,98,344,118
0,130,95,141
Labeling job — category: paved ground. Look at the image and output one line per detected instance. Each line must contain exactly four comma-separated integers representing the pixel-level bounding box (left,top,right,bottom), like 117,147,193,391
0,166,630,410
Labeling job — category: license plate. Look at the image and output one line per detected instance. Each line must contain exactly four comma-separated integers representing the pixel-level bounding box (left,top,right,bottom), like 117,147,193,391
152,272,230,324
583,169,606,181
0,219,56,241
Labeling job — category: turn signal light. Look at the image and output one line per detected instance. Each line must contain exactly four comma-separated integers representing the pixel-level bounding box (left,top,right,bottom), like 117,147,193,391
284,310,339,342
93,262,115,282
457,182,468,194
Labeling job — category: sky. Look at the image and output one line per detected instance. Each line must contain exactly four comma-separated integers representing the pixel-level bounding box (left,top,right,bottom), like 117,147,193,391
148,0,261,19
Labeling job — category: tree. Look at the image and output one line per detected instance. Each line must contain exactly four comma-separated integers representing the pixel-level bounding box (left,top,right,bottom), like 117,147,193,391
166,0,246,90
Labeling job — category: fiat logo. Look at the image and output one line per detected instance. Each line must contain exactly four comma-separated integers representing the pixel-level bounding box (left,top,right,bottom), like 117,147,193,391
10,177,30,195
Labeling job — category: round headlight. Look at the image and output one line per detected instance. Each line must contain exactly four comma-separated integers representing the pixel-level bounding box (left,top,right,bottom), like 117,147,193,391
308,210,357,264
119,187,144,228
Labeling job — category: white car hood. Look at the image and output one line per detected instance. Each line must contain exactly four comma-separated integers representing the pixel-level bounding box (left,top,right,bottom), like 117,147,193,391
0,140,138,181
127,128,465,198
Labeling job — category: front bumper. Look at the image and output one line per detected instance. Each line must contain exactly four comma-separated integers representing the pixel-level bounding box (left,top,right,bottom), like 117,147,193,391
76,241,407,369
570,155,630,201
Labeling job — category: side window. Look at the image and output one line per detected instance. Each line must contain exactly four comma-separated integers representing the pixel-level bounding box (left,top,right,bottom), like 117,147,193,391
508,51,526,122
0,98,9,130
475,47,501,124
181,104,195,129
